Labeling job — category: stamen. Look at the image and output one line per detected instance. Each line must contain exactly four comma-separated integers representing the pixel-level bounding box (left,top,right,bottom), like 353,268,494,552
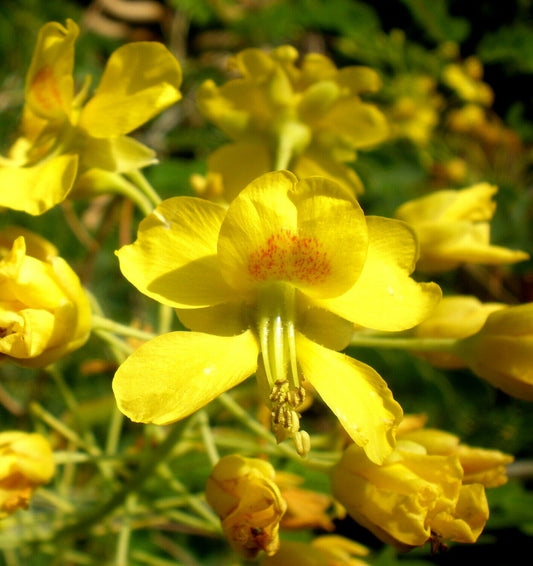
256,282,310,456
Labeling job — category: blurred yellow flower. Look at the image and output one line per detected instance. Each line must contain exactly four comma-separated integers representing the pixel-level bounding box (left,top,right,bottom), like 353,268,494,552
331,431,503,551
385,75,443,146
114,171,442,462
205,454,286,559
412,295,506,368
260,535,370,566
442,57,493,107
0,226,91,367
395,183,529,272
196,45,388,200
0,431,55,519
0,19,182,214
456,303,533,401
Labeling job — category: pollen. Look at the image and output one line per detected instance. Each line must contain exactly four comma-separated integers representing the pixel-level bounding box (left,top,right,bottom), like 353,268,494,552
31,65,62,111
248,229,331,285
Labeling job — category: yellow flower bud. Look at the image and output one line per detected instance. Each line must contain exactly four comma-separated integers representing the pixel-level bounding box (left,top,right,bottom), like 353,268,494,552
456,303,533,400
0,431,55,518
395,183,529,272
412,296,506,368
205,455,287,559
331,438,490,550
0,227,91,367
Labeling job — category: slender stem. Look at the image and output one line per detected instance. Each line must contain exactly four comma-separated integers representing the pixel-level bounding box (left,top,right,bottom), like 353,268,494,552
217,393,334,472
51,421,186,542
197,410,220,466
92,315,157,341
115,493,136,566
350,334,459,352
111,176,154,216
126,170,162,208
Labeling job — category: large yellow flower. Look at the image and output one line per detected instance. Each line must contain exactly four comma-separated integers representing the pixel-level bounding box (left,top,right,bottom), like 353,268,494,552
0,19,182,215
196,46,388,200
0,226,91,367
113,171,441,463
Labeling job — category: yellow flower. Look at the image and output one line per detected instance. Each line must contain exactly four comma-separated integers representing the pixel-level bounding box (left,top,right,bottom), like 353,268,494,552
331,438,491,551
442,57,493,106
385,75,443,146
205,454,287,559
113,171,441,462
395,183,529,272
260,535,370,566
0,226,91,367
412,295,506,368
0,431,55,519
0,19,182,214
455,303,533,401
196,46,388,200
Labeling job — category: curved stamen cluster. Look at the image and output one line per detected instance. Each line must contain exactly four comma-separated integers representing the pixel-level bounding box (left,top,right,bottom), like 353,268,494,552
257,282,310,456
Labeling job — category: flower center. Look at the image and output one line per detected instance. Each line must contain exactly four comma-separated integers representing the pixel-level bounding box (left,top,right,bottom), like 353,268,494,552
248,229,331,286
256,282,310,456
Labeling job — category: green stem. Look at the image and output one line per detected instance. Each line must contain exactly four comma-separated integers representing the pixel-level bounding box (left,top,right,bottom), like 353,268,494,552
111,176,154,216
51,421,186,542
197,410,220,466
350,334,459,352
126,170,162,208
217,393,334,472
92,315,157,341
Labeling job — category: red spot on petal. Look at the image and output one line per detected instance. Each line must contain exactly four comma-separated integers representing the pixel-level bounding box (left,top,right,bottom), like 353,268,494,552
248,229,331,285
31,65,62,112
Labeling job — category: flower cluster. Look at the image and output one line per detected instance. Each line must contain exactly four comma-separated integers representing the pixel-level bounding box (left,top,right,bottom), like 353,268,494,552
0,16,530,566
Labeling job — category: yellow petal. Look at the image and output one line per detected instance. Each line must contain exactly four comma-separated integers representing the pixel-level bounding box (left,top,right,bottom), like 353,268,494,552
319,216,442,330
293,149,364,195
117,197,239,308
207,141,272,202
25,19,78,120
321,99,389,148
218,172,368,298
112,330,259,424
0,154,78,215
79,42,182,137
295,332,402,464
176,302,248,336
79,135,157,172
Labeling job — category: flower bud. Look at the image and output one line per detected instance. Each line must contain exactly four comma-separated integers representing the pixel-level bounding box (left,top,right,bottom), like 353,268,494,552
395,184,529,272
456,303,533,400
412,295,506,368
0,227,91,367
205,455,287,559
0,431,55,518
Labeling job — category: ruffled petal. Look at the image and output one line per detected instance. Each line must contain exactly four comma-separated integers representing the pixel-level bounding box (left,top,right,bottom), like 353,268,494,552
296,332,402,464
218,172,368,298
117,197,239,308
0,154,78,215
79,42,182,137
112,330,259,424
318,216,442,331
